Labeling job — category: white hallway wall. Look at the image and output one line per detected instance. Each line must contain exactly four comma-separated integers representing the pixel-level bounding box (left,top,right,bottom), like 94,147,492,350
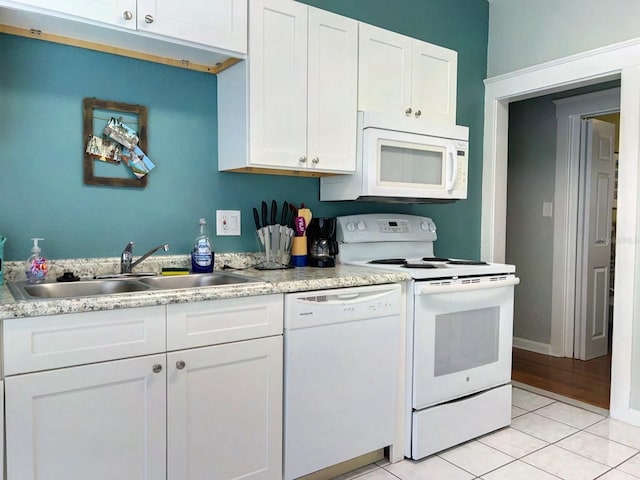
485,2,640,421
488,0,640,76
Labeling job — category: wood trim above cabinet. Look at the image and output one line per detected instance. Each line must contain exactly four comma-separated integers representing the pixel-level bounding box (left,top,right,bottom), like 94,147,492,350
0,24,242,74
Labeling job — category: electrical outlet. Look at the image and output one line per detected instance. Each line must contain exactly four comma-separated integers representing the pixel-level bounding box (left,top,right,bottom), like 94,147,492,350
216,210,241,236
542,202,553,218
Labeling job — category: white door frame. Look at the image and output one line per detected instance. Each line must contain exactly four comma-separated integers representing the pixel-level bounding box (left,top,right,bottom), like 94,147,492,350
552,89,620,359
481,38,640,423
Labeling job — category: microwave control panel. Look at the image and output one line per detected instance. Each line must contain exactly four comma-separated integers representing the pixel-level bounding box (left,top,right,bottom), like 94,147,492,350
451,141,468,194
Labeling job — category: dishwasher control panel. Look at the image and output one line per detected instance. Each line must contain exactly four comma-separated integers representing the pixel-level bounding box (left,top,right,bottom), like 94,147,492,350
284,284,401,329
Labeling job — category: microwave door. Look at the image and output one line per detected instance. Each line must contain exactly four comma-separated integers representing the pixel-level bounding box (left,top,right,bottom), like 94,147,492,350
446,147,457,193
361,128,467,200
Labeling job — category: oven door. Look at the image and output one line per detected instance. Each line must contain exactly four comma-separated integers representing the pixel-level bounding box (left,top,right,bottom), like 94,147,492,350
412,276,519,409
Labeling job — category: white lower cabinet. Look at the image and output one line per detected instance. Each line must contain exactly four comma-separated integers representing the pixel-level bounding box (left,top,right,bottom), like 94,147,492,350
167,336,283,480
5,354,167,480
3,296,284,480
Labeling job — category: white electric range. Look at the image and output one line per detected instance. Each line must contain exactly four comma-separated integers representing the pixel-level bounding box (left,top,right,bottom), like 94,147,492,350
336,213,519,459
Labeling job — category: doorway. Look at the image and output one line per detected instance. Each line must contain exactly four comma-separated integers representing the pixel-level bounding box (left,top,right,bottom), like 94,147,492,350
506,87,620,409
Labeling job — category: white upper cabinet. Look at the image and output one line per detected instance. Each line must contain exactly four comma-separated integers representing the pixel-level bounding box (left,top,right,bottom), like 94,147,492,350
0,0,138,29
137,0,247,52
358,23,458,124
248,0,308,170
0,0,247,70
218,0,358,175
307,7,358,172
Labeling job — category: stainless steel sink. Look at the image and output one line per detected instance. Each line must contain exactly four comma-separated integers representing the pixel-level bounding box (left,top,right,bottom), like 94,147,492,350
8,279,150,301
138,272,256,290
7,272,259,301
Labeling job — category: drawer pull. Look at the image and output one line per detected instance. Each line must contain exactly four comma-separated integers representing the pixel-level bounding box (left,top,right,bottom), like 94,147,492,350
176,360,186,370
144,14,154,24
122,10,133,20
152,364,163,373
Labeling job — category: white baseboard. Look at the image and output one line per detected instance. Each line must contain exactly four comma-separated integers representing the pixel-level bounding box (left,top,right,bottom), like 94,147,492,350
513,337,553,355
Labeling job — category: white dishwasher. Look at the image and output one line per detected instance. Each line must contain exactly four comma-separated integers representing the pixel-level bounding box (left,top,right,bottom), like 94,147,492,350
283,284,401,480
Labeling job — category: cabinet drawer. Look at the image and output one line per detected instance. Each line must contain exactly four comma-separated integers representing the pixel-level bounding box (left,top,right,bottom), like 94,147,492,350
167,294,283,350
4,306,166,375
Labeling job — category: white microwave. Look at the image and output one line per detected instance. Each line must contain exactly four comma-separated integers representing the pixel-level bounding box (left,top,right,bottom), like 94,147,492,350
321,112,469,203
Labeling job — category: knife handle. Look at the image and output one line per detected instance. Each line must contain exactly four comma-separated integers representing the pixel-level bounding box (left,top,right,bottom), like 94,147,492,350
252,208,262,230
261,201,268,227
271,199,277,226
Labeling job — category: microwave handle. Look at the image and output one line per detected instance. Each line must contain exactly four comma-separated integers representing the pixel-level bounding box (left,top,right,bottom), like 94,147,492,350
446,148,458,192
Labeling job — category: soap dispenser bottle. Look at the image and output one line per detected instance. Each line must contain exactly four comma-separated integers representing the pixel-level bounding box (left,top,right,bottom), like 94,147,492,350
191,218,214,273
26,238,48,283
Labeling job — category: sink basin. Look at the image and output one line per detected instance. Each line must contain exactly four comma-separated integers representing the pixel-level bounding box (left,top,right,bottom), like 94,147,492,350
7,272,259,301
138,272,257,290
8,279,150,301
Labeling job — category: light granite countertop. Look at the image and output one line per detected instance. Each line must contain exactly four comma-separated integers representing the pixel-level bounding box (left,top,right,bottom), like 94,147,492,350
0,254,410,320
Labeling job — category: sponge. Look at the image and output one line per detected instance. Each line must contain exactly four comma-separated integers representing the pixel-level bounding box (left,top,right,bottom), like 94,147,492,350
161,267,190,276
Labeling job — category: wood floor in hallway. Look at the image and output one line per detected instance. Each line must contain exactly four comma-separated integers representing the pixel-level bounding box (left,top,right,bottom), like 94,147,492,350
511,347,612,410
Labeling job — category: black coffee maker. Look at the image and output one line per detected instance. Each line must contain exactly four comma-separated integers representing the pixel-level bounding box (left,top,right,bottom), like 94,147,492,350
306,217,339,267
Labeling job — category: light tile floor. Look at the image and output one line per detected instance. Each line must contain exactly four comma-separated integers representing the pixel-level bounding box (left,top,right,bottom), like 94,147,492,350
334,387,640,480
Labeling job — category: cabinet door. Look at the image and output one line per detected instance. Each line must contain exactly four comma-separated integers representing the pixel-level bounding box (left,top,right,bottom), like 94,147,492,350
167,336,283,480
5,355,166,480
249,0,308,169
137,0,247,53
411,40,457,124
358,22,412,116
1,0,137,29
307,7,358,173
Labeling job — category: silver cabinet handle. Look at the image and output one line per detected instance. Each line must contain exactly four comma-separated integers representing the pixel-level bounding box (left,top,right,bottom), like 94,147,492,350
405,107,412,115
311,157,319,164
144,14,154,24
176,360,186,370
152,364,163,373
123,10,133,20
414,110,422,118
299,156,307,163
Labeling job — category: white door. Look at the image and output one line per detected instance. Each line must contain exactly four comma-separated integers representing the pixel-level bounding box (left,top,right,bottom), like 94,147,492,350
358,23,412,116
306,7,358,173
167,336,283,480
5,355,166,480
575,119,616,360
249,0,308,169
137,0,247,52
3,0,137,29
411,40,457,124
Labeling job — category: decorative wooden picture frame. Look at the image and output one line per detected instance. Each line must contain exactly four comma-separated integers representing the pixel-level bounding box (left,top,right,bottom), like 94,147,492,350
82,98,148,187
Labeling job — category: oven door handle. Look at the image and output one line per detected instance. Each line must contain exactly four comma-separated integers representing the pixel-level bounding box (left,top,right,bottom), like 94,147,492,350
415,276,520,295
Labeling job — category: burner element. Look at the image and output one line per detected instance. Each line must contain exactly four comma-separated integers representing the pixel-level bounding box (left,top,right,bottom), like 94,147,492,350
422,257,450,262
447,260,488,266
368,258,407,265
403,263,438,269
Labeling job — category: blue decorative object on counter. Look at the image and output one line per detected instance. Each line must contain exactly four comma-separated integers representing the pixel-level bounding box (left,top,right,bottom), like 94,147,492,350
0,235,5,285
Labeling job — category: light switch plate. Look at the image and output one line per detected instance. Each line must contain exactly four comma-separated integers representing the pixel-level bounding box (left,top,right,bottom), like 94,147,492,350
216,210,241,236
542,202,553,217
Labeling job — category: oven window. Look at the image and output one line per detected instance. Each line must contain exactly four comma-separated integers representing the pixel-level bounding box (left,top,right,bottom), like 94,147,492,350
379,144,443,185
434,307,500,377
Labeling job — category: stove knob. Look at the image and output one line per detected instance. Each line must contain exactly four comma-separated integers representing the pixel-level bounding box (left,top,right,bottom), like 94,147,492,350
357,221,366,231
346,221,356,232
422,221,436,232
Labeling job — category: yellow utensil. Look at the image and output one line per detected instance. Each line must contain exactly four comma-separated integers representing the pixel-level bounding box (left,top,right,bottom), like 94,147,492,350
298,208,312,236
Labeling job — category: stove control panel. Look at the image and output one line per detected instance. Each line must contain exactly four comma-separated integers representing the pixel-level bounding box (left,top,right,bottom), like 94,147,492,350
337,213,437,243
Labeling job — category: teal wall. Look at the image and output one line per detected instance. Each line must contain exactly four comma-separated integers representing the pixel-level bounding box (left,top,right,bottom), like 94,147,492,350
0,0,488,261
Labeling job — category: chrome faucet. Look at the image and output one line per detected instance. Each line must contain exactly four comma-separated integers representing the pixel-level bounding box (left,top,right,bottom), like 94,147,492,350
121,242,170,274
